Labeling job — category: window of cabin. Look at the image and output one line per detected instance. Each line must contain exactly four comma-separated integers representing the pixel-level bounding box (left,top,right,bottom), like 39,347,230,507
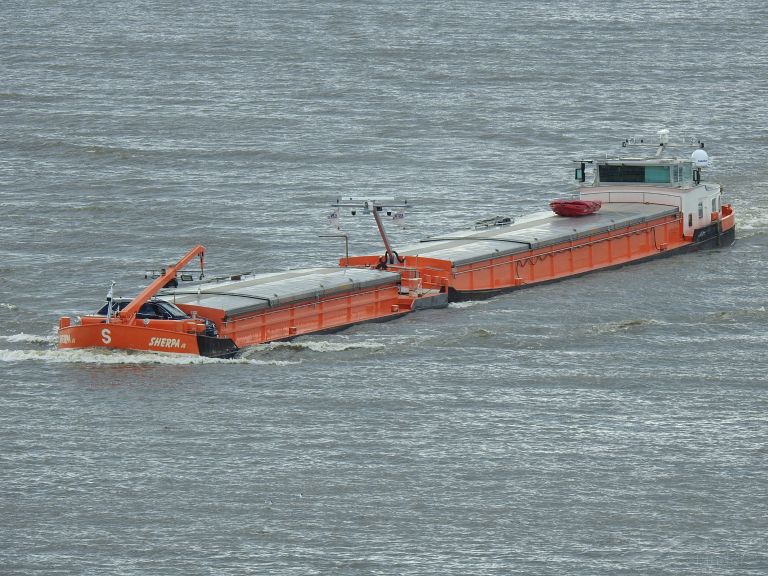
674,164,688,183
698,201,704,219
598,164,671,183
711,197,717,213
599,165,644,182
645,166,670,183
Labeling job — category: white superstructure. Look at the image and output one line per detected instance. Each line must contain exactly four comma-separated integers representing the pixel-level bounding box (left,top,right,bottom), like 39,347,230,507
575,131,722,238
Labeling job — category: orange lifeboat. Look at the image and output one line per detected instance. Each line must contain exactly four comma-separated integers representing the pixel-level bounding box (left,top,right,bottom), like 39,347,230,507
549,199,602,217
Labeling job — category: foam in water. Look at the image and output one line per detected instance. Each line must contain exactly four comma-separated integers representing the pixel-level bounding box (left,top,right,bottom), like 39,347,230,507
0,348,300,366
736,211,768,232
588,318,663,335
472,328,495,337
734,191,768,232
250,339,386,354
448,301,489,309
707,306,768,322
0,333,56,344
0,332,388,364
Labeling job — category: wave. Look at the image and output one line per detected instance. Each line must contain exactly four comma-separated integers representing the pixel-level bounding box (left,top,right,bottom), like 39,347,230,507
3,135,287,161
737,211,768,233
588,318,662,335
248,339,386,354
0,333,56,344
0,303,18,310
707,306,767,322
472,328,495,337
0,348,300,366
734,192,768,234
448,300,488,309
0,333,388,365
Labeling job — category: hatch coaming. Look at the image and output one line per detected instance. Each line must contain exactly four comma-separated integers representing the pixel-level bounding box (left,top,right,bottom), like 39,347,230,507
391,203,679,268
158,267,405,348
161,267,401,318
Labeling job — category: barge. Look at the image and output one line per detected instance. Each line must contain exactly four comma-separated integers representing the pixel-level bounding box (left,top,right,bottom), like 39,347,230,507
58,247,446,358
345,130,735,297
57,131,735,357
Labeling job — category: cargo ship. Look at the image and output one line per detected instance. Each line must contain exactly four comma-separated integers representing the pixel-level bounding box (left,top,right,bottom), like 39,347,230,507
58,131,735,357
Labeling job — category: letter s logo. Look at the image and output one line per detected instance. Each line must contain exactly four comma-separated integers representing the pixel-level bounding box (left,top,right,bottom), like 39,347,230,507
101,328,112,345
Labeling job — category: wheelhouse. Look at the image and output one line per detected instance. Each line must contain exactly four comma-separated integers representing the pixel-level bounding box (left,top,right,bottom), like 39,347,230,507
574,133,723,237
576,157,703,188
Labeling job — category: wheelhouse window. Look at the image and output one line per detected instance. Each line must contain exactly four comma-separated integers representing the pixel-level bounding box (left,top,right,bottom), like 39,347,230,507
671,163,694,184
599,165,644,182
644,166,670,183
598,164,670,184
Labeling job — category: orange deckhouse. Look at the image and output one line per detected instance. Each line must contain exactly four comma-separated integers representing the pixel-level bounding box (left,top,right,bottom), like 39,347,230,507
58,130,735,357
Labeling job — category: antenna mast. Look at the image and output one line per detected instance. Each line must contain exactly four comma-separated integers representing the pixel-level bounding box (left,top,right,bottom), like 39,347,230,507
333,197,410,265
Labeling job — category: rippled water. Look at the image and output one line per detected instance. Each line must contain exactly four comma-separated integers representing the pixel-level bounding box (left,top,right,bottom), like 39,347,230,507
2,1,767,574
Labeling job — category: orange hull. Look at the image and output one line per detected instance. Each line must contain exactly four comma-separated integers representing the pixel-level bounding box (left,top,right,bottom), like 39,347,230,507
176,283,408,349
56,267,428,357
343,209,733,296
57,285,409,357
56,202,736,357
56,134,737,358
58,320,208,356
55,245,240,357
449,211,686,293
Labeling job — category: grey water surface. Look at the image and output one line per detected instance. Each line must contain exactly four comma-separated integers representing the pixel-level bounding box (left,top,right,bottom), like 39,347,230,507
1,1,766,574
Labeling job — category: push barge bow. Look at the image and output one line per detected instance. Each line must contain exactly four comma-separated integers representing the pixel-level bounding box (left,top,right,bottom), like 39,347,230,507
58,245,239,358
57,131,735,357
58,245,446,358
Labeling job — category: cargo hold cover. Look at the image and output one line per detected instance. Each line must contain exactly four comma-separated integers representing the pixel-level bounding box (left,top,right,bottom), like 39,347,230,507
160,267,401,318
398,203,679,267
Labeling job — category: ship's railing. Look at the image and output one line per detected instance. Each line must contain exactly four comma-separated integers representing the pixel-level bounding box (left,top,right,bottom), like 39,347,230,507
621,132,705,149
579,190,684,211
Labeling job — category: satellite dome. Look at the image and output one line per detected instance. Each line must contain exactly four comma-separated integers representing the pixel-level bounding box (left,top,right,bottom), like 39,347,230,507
691,148,709,167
